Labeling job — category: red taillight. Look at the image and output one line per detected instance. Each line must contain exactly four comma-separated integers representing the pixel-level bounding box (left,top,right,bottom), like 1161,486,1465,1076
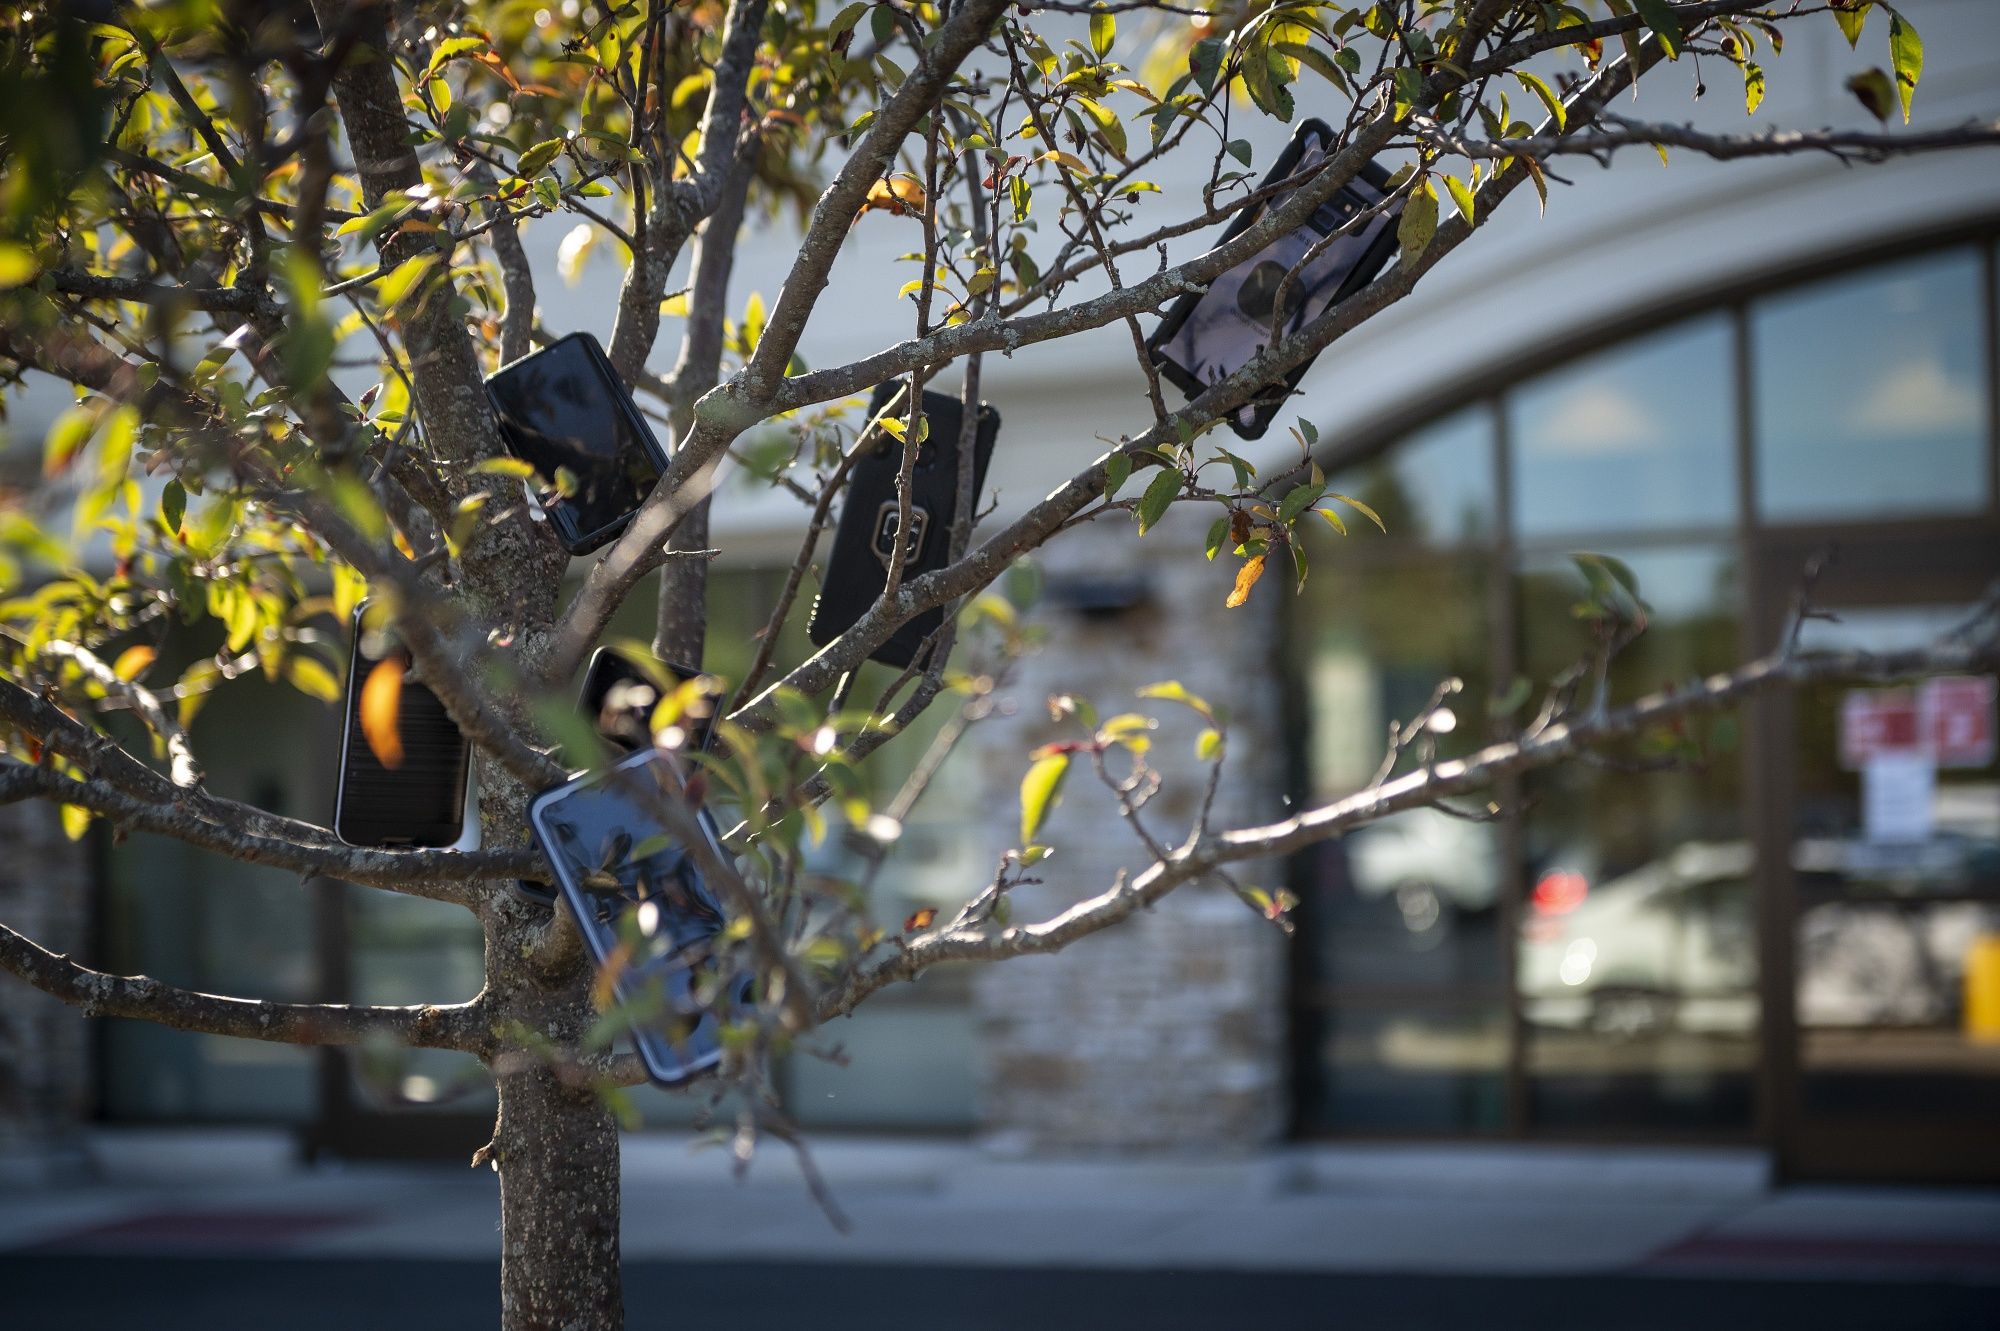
1532,870,1589,916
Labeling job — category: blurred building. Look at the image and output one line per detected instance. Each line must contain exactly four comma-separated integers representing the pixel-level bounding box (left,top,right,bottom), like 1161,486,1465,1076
3,0,1998,1184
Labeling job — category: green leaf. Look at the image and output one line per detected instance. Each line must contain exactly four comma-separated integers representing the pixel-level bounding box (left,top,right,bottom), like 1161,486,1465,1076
1327,491,1386,532
516,137,565,177
1313,506,1348,536
1742,60,1765,115
473,456,536,479
1089,4,1114,58
1137,679,1213,720
1443,173,1477,225
1019,751,1071,844
1134,467,1181,535
41,405,97,479
1075,96,1126,158
160,478,186,535
1204,515,1229,560
1631,0,1684,59
425,35,486,77
1512,71,1565,131
1277,481,1325,524
1390,66,1426,121
375,254,439,310
1396,182,1437,269
1846,67,1895,123
1188,37,1225,94
828,1,868,40
286,655,341,703
1888,9,1922,122
0,242,40,288
1103,452,1131,500
1835,2,1870,48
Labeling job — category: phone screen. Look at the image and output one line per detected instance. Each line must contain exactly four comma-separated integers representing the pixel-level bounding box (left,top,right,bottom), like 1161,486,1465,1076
529,750,741,1086
485,334,663,552
1150,129,1394,436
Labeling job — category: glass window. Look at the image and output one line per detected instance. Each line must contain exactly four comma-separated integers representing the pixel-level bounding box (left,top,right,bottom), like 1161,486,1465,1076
1297,1003,1508,1135
1336,405,1496,546
1752,247,1989,522
1514,545,1755,1133
1509,315,1737,539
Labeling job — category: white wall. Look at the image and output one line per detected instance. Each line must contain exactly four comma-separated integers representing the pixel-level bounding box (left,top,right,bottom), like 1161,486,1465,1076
529,0,2000,552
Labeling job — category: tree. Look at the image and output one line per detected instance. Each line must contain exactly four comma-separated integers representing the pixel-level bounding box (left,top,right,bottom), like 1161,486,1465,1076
0,0,1994,1325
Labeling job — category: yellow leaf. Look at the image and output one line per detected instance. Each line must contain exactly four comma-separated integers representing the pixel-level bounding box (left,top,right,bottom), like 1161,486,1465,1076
0,242,40,289
287,655,341,703
1225,554,1267,608
60,804,91,841
359,655,407,769
111,645,155,681
1019,751,1071,844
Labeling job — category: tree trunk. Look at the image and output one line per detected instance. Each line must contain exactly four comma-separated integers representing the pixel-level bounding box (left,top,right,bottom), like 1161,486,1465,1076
494,1066,625,1331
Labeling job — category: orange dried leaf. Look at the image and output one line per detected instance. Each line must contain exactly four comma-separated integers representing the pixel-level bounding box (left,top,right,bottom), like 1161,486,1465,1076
860,177,927,218
111,645,156,681
359,655,406,769
903,907,938,933
1225,555,1267,609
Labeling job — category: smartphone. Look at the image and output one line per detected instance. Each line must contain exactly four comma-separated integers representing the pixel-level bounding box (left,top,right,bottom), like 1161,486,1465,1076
334,602,471,848
515,646,708,907
528,748,749,1088
808,378,999,668
484,332,671,555
580,645,708,754
1146,119,1400,440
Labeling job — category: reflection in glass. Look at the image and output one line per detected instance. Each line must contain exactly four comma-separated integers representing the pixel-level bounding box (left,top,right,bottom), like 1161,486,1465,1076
1752,247,1988,521
1338,405,1496,546
1294,557,1499,991
1788,603,2000,1126
1298,1004,1508,1134
1509,315,1735,538
1515,545,1755,1132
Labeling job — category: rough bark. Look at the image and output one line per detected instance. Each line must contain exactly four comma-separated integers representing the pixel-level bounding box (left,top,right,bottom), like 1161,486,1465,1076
492,1064,626,1331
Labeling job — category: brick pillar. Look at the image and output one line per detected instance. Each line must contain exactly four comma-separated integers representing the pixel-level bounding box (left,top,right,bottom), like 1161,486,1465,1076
0,802,92,1184
969,519,1290,1151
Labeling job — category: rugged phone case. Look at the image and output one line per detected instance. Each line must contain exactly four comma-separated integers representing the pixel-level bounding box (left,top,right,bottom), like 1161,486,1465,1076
580,645,706,755
1146,119,1400,441
527,748,750,1088
483,331,671,556
515,646,709,906
807,379,999,669
334,603,471,848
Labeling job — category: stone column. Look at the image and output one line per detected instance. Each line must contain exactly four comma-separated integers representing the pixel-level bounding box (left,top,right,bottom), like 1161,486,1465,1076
968,518,1291,1151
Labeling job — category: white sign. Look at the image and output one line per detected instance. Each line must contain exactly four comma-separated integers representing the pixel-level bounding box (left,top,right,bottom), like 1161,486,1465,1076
1862,751,1936,845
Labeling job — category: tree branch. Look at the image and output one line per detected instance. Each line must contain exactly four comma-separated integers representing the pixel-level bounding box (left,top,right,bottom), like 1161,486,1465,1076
822,633,1999,1022
0,921,493,1053
0,762,529,904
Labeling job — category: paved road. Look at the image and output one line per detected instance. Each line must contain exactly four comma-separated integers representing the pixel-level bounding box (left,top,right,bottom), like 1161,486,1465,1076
2,1256,1995,1331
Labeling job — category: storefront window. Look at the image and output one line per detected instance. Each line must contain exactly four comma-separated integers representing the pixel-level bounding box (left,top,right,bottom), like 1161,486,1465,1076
1509,315,1736,538
1752,247,1989,522
1339,404,1496,546
1513,546,1754,1132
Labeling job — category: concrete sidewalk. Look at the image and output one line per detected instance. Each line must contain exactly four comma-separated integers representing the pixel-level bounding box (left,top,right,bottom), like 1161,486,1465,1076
3,1130,1997,1286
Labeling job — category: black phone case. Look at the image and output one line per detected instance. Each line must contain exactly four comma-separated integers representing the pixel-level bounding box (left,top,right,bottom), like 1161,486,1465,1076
334,602,471,848
527,748,749,1088
581,646,708,753
483,331,670,555
1146,119,1400,441
515,646,709,906
807,380,999,669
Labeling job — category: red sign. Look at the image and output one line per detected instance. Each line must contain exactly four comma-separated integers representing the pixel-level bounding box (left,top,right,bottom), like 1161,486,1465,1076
1923,675,1996,768
1841,688,1918,768
1842,678,1997,770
